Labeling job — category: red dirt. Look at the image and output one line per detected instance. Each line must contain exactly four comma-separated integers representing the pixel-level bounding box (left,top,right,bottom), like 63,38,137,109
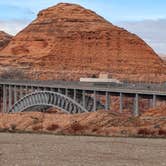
0,107,165,137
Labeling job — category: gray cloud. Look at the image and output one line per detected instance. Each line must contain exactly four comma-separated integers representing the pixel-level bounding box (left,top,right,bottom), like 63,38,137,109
0,19,30,35
116,19,166,55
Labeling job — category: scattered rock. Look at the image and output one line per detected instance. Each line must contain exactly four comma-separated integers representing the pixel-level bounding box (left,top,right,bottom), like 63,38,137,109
0,108,165,137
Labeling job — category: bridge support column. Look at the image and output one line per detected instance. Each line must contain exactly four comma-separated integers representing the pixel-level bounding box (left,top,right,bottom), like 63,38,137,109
152,94,156,108
8,85,12,111
58,88,61,94
105,91,110,111
65,89,68,96
3,85,7,113
134,93,139,116
43,87,48,91
26,85,29,94
31,86,34,92
14,85,17,104
37,86,41,91
93,91,96,112
19,86,23,99
120,93,123,113
73,89,76,101
82,90,86,108
50,88,54,92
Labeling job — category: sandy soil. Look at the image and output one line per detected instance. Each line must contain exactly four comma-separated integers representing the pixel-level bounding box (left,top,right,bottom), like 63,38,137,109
0,108,166,137
0,133,165,166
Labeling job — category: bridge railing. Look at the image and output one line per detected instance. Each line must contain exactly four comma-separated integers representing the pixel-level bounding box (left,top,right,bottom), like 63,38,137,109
0,78,166,92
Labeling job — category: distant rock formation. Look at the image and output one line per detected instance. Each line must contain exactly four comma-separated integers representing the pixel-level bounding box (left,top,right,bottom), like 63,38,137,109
160,54,166,61
0,3,166,82
0,31,12,50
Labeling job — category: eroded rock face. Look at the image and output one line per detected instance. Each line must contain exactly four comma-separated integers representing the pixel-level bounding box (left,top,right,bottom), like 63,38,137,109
0,31,12,50
0,3,166,82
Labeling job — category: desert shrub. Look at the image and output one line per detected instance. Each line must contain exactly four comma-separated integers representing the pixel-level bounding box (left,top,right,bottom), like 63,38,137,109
46,124,59,131
121,130,127,134
70,121,84,131
0,67,29,80
158,129,166,136
30,116,41,125
92,74,97,78
32,125,43,131
128,117,138,122
9,124,16,131
92,128,98,132
137,128,156,136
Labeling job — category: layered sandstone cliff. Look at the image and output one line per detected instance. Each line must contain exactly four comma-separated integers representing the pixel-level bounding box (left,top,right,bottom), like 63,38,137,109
0,31,12,50
0,3,165,82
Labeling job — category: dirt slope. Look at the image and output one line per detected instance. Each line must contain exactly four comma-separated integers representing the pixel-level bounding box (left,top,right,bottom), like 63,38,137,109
0,107,165,137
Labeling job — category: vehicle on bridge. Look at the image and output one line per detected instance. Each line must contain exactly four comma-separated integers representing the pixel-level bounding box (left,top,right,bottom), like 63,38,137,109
80,73,123,85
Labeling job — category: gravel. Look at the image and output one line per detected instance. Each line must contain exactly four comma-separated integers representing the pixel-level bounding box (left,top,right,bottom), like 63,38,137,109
0,133,166,166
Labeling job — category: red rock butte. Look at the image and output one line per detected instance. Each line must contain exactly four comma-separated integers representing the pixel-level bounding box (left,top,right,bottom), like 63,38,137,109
0,3,166,82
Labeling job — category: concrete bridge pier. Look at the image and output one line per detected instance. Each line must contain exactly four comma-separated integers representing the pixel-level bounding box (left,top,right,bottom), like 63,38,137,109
58,88,61,93
30,86,34,92
73,89,76,101
65,88,68,97
93,91,96,111
8,85,12,111
134,93,139,116
19,86,23,99
105,91,110,111
82,90,86,108
120,93,123,113
149,94,157,109
3,84,7,113
14,85,17,104
152,94,156,108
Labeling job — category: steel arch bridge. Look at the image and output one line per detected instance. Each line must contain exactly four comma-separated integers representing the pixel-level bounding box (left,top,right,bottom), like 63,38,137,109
9,91,90,113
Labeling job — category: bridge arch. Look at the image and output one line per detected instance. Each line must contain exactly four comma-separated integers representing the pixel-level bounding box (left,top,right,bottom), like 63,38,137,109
9,91,89,113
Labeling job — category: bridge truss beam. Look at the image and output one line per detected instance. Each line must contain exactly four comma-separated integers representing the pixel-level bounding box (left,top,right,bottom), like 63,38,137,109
0,82,160,116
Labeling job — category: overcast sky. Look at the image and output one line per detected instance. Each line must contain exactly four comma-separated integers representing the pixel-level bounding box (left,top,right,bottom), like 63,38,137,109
0,0,166,54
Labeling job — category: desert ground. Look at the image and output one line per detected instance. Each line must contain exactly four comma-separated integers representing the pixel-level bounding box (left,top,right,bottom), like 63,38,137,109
0,108,166,137
0,133,165,166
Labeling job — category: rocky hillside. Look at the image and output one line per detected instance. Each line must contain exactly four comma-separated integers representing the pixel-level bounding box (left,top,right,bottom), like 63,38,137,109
0,3,165,82
0,108,165,137
0,31,12,50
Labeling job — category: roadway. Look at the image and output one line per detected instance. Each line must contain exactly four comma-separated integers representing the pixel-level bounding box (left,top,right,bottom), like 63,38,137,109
0,79,166,96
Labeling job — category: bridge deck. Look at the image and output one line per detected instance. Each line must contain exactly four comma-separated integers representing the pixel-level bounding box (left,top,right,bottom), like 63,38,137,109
1,79,166,115
0,79,166,96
